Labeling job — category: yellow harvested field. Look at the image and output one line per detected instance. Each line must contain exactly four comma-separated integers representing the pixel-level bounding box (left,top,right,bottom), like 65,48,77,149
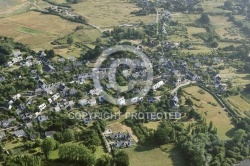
71,0,155,27
0,11,82,49
184,86,235,140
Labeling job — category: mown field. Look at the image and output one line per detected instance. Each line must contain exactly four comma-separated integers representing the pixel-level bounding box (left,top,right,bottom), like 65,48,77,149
0,11,82,49
71,0,155,27
183,86,235,140
123,144,185,166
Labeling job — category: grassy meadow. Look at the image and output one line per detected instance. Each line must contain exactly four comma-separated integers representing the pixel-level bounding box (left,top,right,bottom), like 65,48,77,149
226,95,250,117
144,121,160,130
0,0,29,15
71,0,155,27
123,144,185,166
183,86,235,140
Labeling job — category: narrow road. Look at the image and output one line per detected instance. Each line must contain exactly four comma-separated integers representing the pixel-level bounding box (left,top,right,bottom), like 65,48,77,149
28,0,46,12
156,7,159,36
171,81,195,94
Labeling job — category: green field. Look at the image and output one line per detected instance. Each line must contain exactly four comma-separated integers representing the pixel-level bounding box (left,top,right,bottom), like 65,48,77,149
123,144,185,166
16,27,43,35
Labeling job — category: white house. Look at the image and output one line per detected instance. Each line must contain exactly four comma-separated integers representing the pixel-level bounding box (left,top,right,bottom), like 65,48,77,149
6,61,13,67
26,56,33,60
117,97,126,105
131,97,143,103
12,57,23,63
12,94,21,101
90,88,103,96
31,69,37,75
79,99,88,106
38,103,46,111
52,93,60,101
48,98,53,104
35,61,42,65
23,61,32,67
219,83,227,92
88,98,96,106
152,81,165,91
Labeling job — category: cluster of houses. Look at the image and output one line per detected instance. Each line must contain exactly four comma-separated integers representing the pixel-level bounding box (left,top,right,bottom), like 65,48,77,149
103,129,135,149
46,5,80,19
0,40,230,147
6,50,33,67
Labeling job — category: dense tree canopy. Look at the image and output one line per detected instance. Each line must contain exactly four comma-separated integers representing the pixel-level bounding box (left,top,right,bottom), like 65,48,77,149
58,143,95,166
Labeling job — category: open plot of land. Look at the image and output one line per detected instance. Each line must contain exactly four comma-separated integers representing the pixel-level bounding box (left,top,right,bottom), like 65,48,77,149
172,13,190,24
218,68,250,87
144,121,160,130
0,0,30,15
187,26,206,43
210,15,244,40
71,0,155,27
200,0,228,13
226,95,250,116
54,46,82,58
46,0,67,4
95,146,108,158
15,27,43,35
181,45,213,54
123,144,185,166
57,25,102,44
184,86,235,140
0,11,82,49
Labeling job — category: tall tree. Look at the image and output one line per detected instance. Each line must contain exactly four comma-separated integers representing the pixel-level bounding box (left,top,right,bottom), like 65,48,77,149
199,13,210,24
233,129,246,143
5,155,42,166
95,155,112,166
67,36,74,45
208,121,213,132
63,129,75,142
59,143,95,166
41,137,56,160
113,151,129,166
